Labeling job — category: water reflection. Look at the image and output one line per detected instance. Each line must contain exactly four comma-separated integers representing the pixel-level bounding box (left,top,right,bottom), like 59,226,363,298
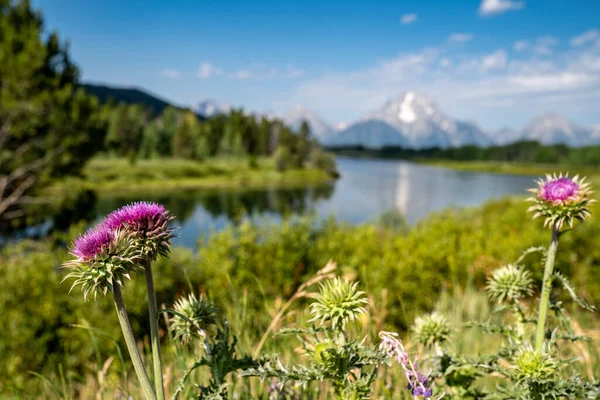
95,185,336,248
2,157,537,249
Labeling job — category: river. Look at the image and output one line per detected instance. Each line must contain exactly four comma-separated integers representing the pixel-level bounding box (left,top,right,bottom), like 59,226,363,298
94,157,536,248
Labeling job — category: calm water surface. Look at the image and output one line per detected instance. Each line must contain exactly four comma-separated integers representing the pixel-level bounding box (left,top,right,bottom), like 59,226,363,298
93,157,535,248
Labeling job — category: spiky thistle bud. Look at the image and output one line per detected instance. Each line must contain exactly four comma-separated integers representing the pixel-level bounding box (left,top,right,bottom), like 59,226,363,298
171,293,218,344
63,226,143,300
527,173,594,230
486,264,533,304
513,346,559,384
103,201,175,260
310,278,368,331
412,313,451,348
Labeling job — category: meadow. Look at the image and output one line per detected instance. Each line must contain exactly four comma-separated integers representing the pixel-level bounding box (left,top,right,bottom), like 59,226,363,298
2,195,599,398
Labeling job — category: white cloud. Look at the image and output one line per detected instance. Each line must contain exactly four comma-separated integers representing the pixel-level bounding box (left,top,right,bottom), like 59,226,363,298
513,40,529,52
448,33,473,43
197,62,223,78
478,0,524,16
400,13,418,25
161,69,181,78
513,37,558,55
534,36,558,55
231,65,305,80
571,29,600,47
279,39,600,129
440,58,452,68
480,49,508,71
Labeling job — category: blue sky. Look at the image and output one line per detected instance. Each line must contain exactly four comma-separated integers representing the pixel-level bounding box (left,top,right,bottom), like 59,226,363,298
34,0,600,130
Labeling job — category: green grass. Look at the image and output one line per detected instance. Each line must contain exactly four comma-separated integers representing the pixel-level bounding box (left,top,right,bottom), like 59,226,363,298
419,159,600,181
55,157,335,193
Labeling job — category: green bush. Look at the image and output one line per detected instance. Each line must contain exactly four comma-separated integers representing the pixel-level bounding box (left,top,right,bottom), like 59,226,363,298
1,198,599,394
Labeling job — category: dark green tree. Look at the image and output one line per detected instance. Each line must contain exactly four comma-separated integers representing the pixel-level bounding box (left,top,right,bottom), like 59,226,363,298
0,0,100,224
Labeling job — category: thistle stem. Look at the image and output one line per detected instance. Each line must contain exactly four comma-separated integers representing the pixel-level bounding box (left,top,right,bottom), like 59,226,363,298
535,227,559,352
113,284,157,400
145,259,165,400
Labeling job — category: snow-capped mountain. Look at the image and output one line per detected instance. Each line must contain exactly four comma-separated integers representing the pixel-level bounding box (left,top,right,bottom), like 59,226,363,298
334,121,349,132
326,120,411,148
283,105,334,140
328,91,491,148
493,127,522,145
591,124,600,142
195,99,231,117
519,114,592,147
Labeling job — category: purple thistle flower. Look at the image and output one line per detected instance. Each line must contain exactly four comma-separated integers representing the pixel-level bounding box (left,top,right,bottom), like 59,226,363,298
103,202,175,259
103,201,171,232
71,225,115,261
527,173,595,230
540,177,579,204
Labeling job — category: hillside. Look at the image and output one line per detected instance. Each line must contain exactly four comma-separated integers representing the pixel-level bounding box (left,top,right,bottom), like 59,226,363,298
82,83,182,117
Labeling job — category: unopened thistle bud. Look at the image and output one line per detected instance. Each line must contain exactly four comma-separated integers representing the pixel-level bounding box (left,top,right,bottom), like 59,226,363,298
527,173,594,230
171,293,218,344
486,264,533,304
513,346,559,384
63,225,142,300
412,313,451,348
103,201,175,260
309,278,368,331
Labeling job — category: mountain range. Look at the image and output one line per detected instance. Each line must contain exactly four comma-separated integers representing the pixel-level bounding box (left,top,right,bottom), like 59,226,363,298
83,83,599,148
274,92,599,149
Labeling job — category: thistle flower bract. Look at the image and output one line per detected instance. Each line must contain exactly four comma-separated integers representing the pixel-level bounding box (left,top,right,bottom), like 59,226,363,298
527,173,594,230
486,264,533,303
103,201,175,260
412,313,451,348
171,293,218,344
310,278,368,331
63,226,142,300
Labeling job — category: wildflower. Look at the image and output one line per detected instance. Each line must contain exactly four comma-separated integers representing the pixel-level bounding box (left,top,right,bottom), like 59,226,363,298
63,225,142,300
527,173,594,230
412,313,451,348
171,293,218,344
486,264,533,303
103,201,175,259
70,225,115,260
379,332,438,398
310,278,368,331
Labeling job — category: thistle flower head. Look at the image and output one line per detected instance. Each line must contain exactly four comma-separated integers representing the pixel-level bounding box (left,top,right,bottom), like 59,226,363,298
486,264,533,303
310,278,368,331
71,225,115,261
527,173,594,230
513,346,559,384
63,226,142,300
412,313,451,348
171,293,218,344
103,201,175,260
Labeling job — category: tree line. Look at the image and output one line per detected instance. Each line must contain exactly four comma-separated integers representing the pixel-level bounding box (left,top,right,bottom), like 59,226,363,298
328,141,600,165
99,102,335,174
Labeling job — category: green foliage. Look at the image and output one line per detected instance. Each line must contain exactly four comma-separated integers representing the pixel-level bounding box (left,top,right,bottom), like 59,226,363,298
3,198,600,397
274,145,291,172
329,140,600,167
419,243,600,400
0,0,101,224
242,279,387,400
